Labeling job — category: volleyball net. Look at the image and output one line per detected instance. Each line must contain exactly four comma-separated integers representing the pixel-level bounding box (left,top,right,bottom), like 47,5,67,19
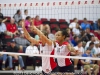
0,52,100,60
0,0,100,22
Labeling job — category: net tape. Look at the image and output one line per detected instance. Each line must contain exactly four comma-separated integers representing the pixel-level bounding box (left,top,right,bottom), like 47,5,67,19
0,52,100,60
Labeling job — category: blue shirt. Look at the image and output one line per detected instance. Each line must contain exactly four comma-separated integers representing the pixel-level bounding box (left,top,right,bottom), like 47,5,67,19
81,23,90,30
71,40,77,46
82,53,93,64
85,47,96,55
93,22,100,30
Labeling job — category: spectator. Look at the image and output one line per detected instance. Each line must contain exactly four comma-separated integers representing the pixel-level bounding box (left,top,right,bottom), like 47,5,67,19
85,35,95,48
72,23,81,36
65,33,73,46
79,30,86,41
94,19,100,32
73,41,84,69
85,42,96,56
81,47,99,75
25,42,42,71
71,36,79,46
66,28,73,41
34,15,42,29
0,44,7,70
83,28,94,42
82,41,86,49
6,18,19,38
7,40,24,70
94,41,100,57
13,9,22,24
17,19,23,33
34,15,50,33
22,9,28,20
25,42,39,54
0,18,7,44
81,18,90,30
69,18,78,29
93,41,100,65
14,32,30,52
25,16,31,31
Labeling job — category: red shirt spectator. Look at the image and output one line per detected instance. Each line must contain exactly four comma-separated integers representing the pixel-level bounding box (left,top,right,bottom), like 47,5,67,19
34,15,42,27
7,23,17,33
34,20,42,27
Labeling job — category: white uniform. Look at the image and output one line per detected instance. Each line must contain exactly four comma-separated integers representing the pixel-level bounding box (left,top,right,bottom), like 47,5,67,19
55,41,72,67
40,42,57,73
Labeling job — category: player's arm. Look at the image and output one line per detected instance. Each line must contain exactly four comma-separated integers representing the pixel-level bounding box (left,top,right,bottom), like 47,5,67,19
66,44,75,52
22,22,39,45
31,20,52,45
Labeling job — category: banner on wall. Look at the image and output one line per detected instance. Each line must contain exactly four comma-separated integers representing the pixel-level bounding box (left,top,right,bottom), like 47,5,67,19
0,0,100,8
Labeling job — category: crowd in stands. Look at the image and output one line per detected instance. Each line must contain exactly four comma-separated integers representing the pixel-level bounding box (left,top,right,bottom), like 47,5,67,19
0,9,100,74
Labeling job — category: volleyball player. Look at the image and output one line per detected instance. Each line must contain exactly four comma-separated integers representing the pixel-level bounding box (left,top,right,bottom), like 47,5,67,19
29,21,75,74
22,21,58,75
54,30,74,74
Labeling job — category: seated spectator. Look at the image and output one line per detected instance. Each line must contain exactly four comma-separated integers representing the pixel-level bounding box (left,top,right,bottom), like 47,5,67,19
0,18,7,44
25,42,42,71
69,18,79,29
25,42,39,54
81,18,90,30
17,19,23,33
94,19,100,33
66,28,73,41
82,41,86,49
22,9,28,20
13,9,22,24
81,47,99,75
93,41,100,65
71,36,79,46
94,41,100,53
14,32,30,52
85,42,96,56
85,35,95,48
83,28,94,42
0,44,7,70
65,33,73,46
34,15,50,33
79,30,86,41
25,16,31,31
72,23,81,36
34,15,42,30
73,41,84,69
6,18,19,38
6,40,24,70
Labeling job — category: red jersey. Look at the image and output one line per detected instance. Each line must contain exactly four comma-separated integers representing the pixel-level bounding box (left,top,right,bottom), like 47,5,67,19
6,23,17,33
